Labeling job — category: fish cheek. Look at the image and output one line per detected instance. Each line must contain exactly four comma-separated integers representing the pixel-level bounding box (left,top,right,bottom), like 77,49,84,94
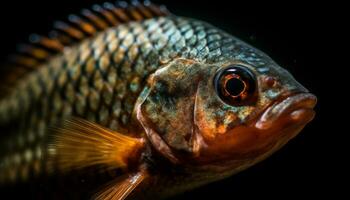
193,81,273,160
194,82,239,142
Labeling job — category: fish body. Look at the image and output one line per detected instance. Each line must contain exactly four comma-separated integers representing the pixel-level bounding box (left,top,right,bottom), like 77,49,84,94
0,1,316,199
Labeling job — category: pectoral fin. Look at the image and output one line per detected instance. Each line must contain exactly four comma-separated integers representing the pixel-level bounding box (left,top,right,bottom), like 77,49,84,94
93,169,148,200
48,118,145,172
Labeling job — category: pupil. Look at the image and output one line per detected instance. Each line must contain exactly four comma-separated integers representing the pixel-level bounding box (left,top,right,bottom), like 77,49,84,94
225,78,245,96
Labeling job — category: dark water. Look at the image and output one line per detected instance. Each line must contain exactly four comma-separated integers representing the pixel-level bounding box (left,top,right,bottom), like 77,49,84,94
0,0,336,199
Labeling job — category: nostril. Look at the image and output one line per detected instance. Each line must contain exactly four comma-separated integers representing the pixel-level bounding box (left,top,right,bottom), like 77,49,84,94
263,76,277,87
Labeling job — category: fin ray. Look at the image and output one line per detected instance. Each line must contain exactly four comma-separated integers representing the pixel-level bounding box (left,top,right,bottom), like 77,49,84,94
48,118,145,173
93,170,148,200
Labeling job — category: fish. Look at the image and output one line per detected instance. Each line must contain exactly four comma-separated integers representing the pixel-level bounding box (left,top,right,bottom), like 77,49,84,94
0,1,317,199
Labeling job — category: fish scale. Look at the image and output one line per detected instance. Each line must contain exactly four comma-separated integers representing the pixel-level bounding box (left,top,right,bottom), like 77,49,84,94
0,8,286,196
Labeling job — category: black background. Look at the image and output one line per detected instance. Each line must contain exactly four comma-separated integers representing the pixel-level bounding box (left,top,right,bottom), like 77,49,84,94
0,0,339,199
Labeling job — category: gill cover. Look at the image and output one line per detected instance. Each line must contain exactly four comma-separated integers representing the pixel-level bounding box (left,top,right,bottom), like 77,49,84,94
137,59,209,156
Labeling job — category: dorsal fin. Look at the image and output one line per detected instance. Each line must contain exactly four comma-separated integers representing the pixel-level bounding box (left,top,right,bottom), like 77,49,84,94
0,1,170,97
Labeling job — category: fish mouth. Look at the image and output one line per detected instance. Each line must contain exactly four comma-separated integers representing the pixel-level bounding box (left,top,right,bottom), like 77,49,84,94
255,93,317,130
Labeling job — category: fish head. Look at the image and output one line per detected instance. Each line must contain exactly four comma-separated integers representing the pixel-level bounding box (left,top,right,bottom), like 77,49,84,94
135,57,316,169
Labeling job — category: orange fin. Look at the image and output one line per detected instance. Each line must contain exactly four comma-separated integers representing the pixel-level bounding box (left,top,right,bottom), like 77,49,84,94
1,1,170,97
93,170,148,200
48,118,145,173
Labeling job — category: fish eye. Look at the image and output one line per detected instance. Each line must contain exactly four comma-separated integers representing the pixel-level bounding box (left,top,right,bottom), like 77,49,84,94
214,65,257,106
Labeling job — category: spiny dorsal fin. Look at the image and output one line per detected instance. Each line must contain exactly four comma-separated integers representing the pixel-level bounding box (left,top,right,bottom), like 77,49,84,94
1,1,170,97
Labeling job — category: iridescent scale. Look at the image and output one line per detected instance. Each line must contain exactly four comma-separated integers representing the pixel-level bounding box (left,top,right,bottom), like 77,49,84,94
0,15,270,183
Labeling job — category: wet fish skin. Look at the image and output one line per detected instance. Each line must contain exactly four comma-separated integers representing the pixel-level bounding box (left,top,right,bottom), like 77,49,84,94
0,15,258,184
0,11,316,199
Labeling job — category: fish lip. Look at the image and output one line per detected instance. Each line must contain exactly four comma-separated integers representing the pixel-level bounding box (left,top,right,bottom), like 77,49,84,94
255,92,317,130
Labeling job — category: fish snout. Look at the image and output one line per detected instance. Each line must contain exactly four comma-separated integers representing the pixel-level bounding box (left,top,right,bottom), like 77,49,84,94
255,93,317,130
